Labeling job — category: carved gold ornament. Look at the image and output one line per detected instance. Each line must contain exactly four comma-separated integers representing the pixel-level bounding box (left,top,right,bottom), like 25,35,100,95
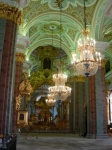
38,46,58,60
0,2,22,25
75,75,86,82
16,53,26,63
16,94,22,110
19,72,33,96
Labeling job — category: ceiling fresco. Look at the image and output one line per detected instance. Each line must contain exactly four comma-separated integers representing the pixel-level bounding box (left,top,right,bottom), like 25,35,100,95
20,0,112,93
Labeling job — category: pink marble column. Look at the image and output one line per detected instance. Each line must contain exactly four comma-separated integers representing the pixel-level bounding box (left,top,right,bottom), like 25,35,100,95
101,60,108,134
12,35,29,133
12,60,24,133
0,20,16,134
75,82,79,133
89,76,96,138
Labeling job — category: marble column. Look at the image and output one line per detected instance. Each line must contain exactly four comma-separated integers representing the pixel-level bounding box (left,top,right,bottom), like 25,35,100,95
67,65,76,132
88,75,96,138
69,74,86,134
0,2,22,134
12,35,29,133
95,41,109,138
74,76,86,135
86,41,110,138
69,81,74,132
95,59,108,138
62,100,70,129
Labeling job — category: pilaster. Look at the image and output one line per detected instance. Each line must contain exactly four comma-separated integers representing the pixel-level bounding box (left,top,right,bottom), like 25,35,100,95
88,75,96,138
12,35,29,133
88,41,109,138
0,19,17,134
95,41,109,138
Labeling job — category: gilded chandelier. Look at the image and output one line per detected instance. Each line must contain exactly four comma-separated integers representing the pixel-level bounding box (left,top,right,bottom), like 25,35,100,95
72,0,102,77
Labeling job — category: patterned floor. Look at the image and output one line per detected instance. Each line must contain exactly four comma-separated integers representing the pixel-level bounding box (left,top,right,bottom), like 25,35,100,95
17,133,112,150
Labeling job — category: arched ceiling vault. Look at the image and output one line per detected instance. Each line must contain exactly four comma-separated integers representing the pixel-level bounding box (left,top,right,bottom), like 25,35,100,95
22,0,99,60
26,38,72,63
23,12,83,59
20,0,112,91
92,0,112,41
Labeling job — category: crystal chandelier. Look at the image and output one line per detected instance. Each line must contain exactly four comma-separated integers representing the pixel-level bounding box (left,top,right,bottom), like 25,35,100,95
49,63,71,101
72,0,102,77
45,94,56,107
49,85,71,101
48,3,71,101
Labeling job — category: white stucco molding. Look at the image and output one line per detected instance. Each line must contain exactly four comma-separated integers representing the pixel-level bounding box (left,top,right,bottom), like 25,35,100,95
0,0,30,9
16,34,30,53
0,0,18,7
22,60,32,72
18,0,30,9
95,41,110,53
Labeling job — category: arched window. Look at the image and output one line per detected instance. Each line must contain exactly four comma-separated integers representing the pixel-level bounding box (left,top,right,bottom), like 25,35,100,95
43,57,51,69
105,60,110,73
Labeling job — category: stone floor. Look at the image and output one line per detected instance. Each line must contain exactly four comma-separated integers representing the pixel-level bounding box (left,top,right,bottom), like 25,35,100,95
17,133,112,150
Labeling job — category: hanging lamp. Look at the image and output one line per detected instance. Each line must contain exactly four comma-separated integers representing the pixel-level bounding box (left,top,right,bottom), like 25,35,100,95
48,2,71,101
72,0,102,77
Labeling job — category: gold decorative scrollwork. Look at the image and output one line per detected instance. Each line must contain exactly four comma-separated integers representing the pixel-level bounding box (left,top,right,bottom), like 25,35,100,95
16,94,22,110
38,46,58,60
16,53,26,63
0,2,22,25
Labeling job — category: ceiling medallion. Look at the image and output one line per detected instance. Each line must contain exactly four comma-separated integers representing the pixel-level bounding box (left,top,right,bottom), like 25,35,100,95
41,23,66,34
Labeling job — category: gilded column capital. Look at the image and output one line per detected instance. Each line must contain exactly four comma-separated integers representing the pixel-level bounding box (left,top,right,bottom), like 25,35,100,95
16,53,26,63
0,2,22,25
68,75,86,83
75,75,86,82
101,59,106,68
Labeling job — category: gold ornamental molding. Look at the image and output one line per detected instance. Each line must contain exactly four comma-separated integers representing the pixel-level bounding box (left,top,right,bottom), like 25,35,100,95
16,94,22,111
101,59,106,68
75,75,86,82
16,53,26,63
0,2,22,25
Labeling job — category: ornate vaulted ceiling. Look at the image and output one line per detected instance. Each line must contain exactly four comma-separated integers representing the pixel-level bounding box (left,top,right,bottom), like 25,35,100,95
20,0,112,92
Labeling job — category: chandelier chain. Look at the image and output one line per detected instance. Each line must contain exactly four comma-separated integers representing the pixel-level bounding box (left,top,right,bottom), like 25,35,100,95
83,0,86,30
